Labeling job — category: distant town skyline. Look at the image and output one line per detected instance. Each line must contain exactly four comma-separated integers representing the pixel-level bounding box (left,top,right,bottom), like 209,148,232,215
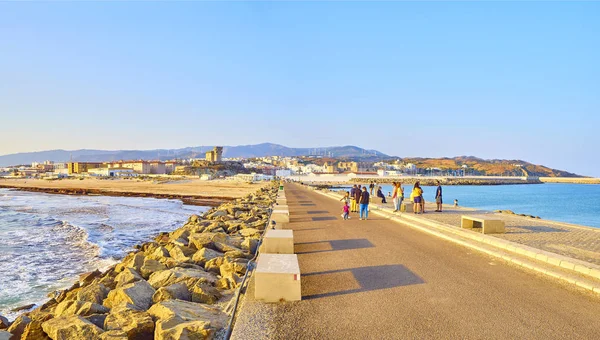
1,2,598,176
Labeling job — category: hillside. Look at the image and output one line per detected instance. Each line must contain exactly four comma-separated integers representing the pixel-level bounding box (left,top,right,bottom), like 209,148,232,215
0,143,388,166
401,157,581,177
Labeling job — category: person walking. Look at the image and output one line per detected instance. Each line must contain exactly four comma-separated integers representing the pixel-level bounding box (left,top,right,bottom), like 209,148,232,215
369,182,375,196
353,185,362,213
435,180,443,212
391,182,398,212
342,201,350,220
412,181,423,214
350,185,358,213
395,182,404,212
359,186,370,220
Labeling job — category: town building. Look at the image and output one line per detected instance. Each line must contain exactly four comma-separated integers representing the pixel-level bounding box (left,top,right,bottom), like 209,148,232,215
205,147,223,162
67,162,103,174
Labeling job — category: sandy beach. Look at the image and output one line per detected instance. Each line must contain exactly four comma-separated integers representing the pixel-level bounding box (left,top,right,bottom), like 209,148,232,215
0,178,269,206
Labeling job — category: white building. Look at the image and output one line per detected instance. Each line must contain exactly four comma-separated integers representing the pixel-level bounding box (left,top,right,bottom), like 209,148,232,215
276,169,292,177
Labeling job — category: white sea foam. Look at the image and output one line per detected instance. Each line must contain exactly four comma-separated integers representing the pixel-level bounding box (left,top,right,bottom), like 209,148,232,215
0,188,207,320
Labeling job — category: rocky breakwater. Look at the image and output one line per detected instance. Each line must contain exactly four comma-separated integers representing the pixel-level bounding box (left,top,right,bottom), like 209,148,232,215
348,177,542,186
0,184,278,340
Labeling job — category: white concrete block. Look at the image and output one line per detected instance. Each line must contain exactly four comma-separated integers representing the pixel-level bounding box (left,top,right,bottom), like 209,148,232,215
255,254,301,302
263,229,294,254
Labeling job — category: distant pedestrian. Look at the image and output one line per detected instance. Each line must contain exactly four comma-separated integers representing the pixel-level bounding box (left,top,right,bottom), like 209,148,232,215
435,181,443,212
454,199,459,207
353,185,362,213
394,182,404,212
340,191,350,205
377,186,386,203
412,182,423,214
359,186,370,220
350,185,358,212
369,182,375,195
342,201,350,220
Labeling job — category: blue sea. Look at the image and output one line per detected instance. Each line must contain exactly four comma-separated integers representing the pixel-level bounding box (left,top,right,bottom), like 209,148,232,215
0,189,207,320
337,183,600,229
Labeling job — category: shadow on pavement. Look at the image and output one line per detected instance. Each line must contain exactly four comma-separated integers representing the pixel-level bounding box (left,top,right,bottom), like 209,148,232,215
302,264,424,300
295,238,374,254
306,210,330,214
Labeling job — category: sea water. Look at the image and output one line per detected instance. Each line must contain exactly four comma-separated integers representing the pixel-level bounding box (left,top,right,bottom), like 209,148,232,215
0,189,207,320
338,183,600,228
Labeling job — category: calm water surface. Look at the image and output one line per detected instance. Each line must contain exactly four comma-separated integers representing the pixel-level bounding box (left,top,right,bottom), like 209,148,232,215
338,183,600,228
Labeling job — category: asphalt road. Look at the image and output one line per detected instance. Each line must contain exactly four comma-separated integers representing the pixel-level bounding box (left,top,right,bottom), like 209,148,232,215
232,184,600,340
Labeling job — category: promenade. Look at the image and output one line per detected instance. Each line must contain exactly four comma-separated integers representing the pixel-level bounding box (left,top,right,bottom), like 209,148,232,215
231,183,600,339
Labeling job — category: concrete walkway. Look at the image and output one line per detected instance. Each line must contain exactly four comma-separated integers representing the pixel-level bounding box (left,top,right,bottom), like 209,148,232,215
231,184,600,340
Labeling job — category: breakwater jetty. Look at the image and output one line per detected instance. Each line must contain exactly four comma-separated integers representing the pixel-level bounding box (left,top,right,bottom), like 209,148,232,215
0,183,278,339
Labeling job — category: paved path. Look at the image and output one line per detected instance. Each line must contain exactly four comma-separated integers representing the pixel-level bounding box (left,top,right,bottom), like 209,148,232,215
231,184,600,339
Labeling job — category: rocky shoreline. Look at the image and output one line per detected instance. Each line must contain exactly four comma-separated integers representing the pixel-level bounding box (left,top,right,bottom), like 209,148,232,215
0,185,234,207
0,183,278,340
350,177,543,186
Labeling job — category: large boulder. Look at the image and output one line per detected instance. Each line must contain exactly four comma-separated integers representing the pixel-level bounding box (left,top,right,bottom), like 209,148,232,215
21,313,53,340
0,315,9,329
148,300,227,339
79,270,102,286
241,238,258,254
148,268,217,289
116,252,145,273
188,233,226,251
54,300,109,317
84,314,107,329
191,248,223,266
203,257,224,274
167,245,194,263
140,257,167,279
114,268,143,288
190,283,222,305
77,283,110,305
207,210,227,219
155,318,213,340
152,283,191,303
0,331,11,340
239,228,261,238
103,280,156,311
42,316,103,340
7,315,31,339
104,305,155,340
100,330,129,339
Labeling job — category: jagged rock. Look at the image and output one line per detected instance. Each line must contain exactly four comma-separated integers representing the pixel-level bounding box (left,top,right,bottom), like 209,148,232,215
7,315,31,339
190,283,222,305
148,300,227,339
11,304,36,313
203,257,224,274
239,228,261,238
207,210,227,219
119,252,146,273
188,232,227,251
0,315,9,329
167,245,195,263
224,250,248,259
114,268,143,288
21,312,53,340
42,316,103,340
148,268,217,289
84,314,107,329
77,283,110,305
169,229,190,243
79,270,102,286
155,318,213,340
98,271,118,290
213,242,242,253
104,305,155,340
0,331,11,340
220,262,247,277
152,282,191,303
189,215,200,223
191,248,223,266
140,257,168,279
54,300,109,317
149,246,170,259
241,238,258,254
103,280,156,311
100,330,129,339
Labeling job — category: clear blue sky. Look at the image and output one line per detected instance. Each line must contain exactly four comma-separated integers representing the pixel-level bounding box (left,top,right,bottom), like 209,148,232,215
0,2,598,176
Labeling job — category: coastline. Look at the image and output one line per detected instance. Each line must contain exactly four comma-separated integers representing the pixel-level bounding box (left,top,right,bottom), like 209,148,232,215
0,178,269,207
0,182,278,338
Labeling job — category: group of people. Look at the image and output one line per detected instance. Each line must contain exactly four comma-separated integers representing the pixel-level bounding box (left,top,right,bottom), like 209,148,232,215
340,180,445,219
